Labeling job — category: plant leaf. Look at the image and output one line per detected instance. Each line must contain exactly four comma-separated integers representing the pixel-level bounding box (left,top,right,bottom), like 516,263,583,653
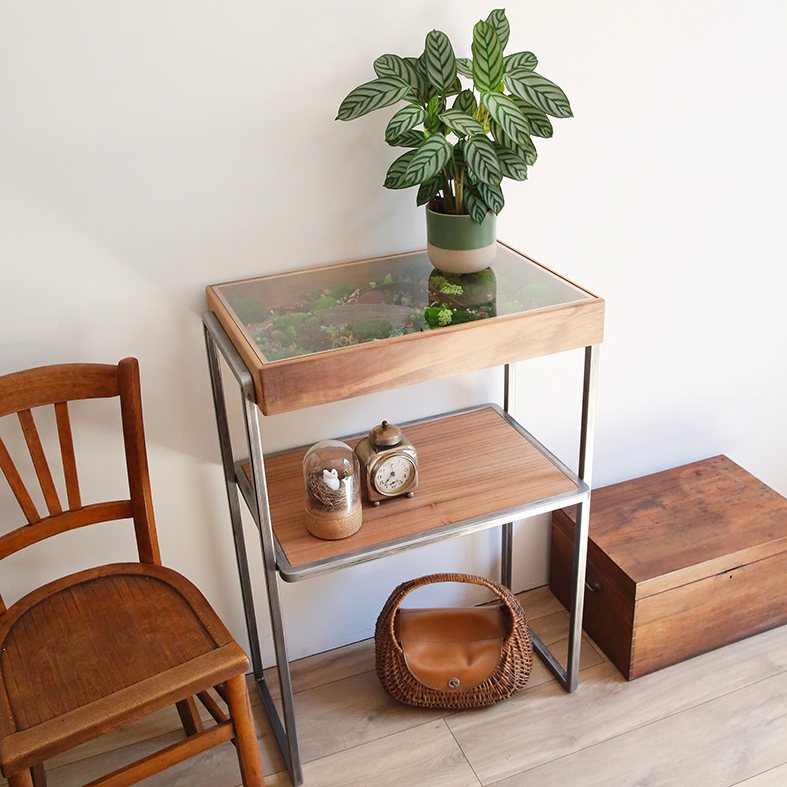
445,75,463,96
425,94,442,134
417,174,444,206
483,92,531,145
456,57,473,78
384,149,419,189
440,109,485,138
453,89,477,115
510,96,553,137
485,9,510,50
404,56,431,98
505,69,573,118
504,51,538,72
494,125,537,165
494,142,528,180
424,30,457,94
337,77,412,121
464,187,489,223
374,54,421,89
465,134,502,186
478,182,505,214
472,21,505,93
385,105,426,143
387,129,426,148
405,134,454,185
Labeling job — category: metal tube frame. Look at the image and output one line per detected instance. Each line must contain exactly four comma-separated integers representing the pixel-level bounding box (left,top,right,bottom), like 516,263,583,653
203,313,303,785
203,309,599,783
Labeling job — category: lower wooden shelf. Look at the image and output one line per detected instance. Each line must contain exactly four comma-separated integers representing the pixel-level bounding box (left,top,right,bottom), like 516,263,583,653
238,405,588,582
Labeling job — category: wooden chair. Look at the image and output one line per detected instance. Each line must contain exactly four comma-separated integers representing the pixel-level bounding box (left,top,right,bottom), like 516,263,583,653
0,358,264,787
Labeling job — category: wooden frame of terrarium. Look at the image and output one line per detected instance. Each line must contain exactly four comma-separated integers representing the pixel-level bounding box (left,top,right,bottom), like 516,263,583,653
205,241,604,415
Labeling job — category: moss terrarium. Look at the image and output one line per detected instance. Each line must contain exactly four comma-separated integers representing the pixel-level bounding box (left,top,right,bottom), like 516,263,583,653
221,255,563,361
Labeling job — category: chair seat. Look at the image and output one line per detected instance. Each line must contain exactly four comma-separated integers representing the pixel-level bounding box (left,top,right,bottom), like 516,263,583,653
0,562,249,774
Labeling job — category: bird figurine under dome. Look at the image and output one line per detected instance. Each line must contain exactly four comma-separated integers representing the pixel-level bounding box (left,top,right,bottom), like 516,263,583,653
322,468,341,491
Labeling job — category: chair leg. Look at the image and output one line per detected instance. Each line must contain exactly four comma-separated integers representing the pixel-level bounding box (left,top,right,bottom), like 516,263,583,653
7,769,34,787
225,674,264,787
31,763,46,787
176,696,204,736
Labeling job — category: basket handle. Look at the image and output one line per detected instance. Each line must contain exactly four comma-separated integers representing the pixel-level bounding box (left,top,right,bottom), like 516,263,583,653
381,573,525,651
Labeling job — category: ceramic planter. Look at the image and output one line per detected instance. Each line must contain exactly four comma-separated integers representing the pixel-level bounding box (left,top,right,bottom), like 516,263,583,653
426,206,497,274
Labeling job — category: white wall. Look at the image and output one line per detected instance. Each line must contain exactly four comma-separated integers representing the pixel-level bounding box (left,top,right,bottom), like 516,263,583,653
1,1,785,663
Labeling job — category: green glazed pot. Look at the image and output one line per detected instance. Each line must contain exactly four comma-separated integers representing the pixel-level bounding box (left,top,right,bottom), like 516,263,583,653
426,205,497,273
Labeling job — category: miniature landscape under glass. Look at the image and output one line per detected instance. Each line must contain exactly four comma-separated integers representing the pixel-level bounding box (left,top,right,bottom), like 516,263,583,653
213,246,590,363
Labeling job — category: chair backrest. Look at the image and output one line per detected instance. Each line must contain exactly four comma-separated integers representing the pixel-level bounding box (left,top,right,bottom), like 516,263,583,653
0,358,161,614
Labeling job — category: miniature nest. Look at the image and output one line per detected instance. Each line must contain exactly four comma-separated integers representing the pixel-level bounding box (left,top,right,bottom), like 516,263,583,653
306,470,354,512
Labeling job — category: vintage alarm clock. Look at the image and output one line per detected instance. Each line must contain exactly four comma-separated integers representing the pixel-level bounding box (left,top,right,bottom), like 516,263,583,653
354,420,418,505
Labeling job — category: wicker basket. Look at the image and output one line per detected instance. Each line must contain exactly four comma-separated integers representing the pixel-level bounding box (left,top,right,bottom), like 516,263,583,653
375,573,533,709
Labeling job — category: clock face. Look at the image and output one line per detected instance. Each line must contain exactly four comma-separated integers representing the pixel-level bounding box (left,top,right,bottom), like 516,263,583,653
373,454,416,496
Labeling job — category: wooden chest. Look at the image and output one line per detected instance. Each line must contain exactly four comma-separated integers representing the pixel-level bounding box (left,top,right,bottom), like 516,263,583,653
550,455,787,680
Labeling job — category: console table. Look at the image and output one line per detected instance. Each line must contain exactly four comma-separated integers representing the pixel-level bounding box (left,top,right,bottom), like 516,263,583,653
202,242,603,785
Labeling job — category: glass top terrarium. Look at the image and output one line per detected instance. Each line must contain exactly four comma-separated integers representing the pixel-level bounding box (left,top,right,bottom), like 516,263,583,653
210,244,592,365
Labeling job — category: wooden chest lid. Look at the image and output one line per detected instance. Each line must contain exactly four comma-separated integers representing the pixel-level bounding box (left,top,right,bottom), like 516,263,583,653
586,455,787,594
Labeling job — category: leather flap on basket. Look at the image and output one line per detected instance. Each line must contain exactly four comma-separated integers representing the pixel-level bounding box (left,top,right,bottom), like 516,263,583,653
395,606,510,691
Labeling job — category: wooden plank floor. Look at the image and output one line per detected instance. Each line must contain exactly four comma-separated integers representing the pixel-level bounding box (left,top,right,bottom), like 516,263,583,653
11,586,787,787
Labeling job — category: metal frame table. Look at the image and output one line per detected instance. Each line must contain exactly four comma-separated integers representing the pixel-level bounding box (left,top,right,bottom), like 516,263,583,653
202,244,602,785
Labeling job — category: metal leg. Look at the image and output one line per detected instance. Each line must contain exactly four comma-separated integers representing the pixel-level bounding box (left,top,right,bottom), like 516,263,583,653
204,324,266,680
500,363,515,589
203,314,303,785
565,344,600,691
241,395,302,785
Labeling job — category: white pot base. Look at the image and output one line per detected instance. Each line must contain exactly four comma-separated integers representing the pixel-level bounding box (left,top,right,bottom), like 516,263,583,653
426,243,497,274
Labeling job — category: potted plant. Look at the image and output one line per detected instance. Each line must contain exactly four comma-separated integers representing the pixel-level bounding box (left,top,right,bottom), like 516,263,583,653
337,9,572,273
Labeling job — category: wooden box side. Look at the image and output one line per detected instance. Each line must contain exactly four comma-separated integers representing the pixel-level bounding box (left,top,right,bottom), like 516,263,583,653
550,508,638,679
631,547,787,679
258,297,604,414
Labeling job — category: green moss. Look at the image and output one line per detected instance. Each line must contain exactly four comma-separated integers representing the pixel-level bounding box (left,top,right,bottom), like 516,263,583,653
353,319,394,341
424,305,454,328
329,283,353,300
228,296,269,326
313,295,338,311
450,309,476,324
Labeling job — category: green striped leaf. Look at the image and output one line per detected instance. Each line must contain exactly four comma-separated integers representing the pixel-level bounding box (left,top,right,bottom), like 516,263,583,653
465,134,502,186
424,30,457,93
425,94,442,134
505,69,573,118
387,129,426,148
439,109,485,138
464,187,490,224
483,92,531,145
417,174,444,206
478,182,505,214
494,143,528,180
384,149,419,189
453,89,477,115
511,97,553,137
504,51,538,72
404,56,431,98
445,75,463,96
385,105,426,143
472,21,505,92
374,54,421,89
491,118,537,164
485,9,510,50
456,58,473,78
405,134,454,184
337,77,412,121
